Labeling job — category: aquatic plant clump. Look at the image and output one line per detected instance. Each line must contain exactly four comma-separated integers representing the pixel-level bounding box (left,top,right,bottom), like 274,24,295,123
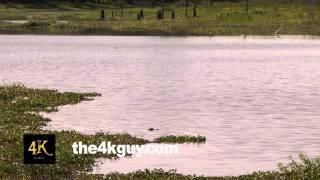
154,135,206,144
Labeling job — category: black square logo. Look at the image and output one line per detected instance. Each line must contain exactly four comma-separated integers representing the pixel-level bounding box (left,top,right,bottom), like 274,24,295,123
23,134,56,164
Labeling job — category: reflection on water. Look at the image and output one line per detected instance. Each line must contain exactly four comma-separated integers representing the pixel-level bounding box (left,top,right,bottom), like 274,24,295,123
1,35,320,176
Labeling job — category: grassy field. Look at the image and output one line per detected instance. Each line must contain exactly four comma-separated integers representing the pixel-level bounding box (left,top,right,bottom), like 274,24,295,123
0,1,319,35
1,84,320,179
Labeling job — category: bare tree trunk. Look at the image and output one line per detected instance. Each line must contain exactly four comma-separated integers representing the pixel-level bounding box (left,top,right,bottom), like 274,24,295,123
246,0,249,15
185,7,188,17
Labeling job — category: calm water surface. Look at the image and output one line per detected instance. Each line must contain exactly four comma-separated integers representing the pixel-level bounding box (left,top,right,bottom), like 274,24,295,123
1,35,320,176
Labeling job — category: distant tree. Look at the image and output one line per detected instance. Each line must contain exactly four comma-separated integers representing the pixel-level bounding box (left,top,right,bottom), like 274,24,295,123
185,7,188,17
171,10,175,19
140,9,144,18
157,9,164,20
193,4,197,17
99,9,105,21
183,0,190,6
161,8,164,19
210,0,214,7
245,0,249,15
157,10,160,19
125,0,135,5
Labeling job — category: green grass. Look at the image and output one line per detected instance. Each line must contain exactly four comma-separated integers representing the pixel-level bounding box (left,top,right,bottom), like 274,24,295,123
0,1,319,35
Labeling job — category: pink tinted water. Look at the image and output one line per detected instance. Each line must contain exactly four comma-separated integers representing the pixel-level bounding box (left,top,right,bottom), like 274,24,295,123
0,35,320,176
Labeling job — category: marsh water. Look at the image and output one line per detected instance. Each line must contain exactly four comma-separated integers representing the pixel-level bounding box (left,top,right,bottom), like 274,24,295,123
1,35,320,176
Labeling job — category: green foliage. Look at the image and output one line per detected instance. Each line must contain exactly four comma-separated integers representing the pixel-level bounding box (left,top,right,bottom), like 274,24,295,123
154,135,206,143
104,169,209,179
95,155,320,179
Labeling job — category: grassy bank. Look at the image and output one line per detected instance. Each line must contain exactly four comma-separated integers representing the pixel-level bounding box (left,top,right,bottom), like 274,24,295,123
0,1,319,35
1,85,320,179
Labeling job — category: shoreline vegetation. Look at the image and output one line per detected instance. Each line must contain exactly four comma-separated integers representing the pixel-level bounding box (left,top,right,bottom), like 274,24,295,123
0,84,208,178
1,85,320,179
0,0,319,36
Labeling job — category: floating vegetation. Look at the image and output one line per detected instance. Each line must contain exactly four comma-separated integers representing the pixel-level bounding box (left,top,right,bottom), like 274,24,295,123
154,135,206,144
